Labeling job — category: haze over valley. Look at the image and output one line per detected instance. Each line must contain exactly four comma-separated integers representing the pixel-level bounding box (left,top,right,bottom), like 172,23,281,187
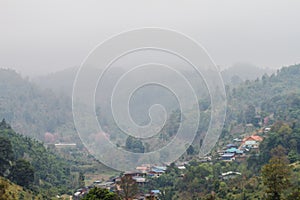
1,1,300,199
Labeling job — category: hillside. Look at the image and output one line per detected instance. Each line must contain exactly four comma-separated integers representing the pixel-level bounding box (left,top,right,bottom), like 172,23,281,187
33,64,274,96
225,64,300,129
0,68,76,142
137,64,300,200
30,64,300,154
0,177,42,200
221,63,274,85
0,120,77,197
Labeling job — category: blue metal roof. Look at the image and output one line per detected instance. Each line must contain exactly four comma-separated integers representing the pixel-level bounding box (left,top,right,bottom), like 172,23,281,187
151,190,160,194
222,153,235,157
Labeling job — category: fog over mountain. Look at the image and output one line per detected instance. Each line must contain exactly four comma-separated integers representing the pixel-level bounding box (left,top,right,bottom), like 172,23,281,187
1,0,300,76
1,1,300,198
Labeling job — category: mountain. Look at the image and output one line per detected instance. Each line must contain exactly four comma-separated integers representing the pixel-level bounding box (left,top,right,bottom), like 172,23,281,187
0,68,76,142
221,63,274,85
135,64,300,200
33,64,275,96
0,120,76,197
32,66,78,98
225,64,300,128
0,177,42,200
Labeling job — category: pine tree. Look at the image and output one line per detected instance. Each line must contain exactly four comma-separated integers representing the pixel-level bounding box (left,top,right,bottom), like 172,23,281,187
261,146,292,200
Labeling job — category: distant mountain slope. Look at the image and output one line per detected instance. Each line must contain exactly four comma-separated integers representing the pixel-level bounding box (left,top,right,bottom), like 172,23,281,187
33,64,275,96
33,66,78,98
221,63,274,85
226,64,300,128
0,68,75,141
33,66,210,127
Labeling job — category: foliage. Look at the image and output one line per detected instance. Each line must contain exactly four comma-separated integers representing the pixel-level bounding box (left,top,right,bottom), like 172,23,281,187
226,64,300,128
261,146,292,200
0,120,74,196
0,177,41,200
0,135,13,176
186,145,195,155
78,171,85,188
259,123,300,166
82,187,119,200
0,69,75,141
118,176,138,200
125,136,145,153
9,159,34,189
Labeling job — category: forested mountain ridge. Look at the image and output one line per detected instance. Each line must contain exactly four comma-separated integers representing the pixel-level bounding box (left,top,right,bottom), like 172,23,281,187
33,64,274,96
0,69,75,142
225,64,300,128
1,63,300,199
141,65,300,199
221,63,274,85
0,119,81,198
0,64,299,144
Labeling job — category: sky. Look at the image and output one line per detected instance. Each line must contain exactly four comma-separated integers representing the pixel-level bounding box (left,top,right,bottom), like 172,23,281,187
0,0,300,77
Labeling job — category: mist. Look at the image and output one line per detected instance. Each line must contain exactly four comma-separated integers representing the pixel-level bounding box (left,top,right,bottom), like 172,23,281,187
1,0,300,77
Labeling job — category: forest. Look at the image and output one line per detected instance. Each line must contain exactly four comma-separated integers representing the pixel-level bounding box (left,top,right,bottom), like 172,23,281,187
0,64,300,199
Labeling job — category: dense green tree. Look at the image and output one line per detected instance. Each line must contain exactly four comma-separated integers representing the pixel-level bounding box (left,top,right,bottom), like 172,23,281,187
125,136,145,153
261,146,292,200
82,187,119,200
165,110,181,137
0,123,73,195
186,145,195,155
78,171,85,188
158,188,174,200
244,104,256,124
0,137,13,176
9,159,34,188
0,119,10,129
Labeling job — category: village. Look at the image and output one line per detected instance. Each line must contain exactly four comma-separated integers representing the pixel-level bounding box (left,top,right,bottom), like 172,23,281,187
72,126,271,200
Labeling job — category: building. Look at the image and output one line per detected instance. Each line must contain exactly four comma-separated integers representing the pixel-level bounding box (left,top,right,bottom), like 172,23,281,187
148,167,166,178
225,148,244,155
136,165,150,173
221,153,235,161
241,135,263,149
226,144,238,149
221,171,242,180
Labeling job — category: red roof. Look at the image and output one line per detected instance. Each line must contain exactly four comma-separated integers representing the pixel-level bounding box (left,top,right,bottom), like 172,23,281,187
243,135,263,142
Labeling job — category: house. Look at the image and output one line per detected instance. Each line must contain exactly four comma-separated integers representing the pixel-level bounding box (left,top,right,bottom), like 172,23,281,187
132,176,147,185
221,171,242,180
153,166,167,171
151,190,160,195
54,143,76,148
124,171,146,177
199,156,212,162
148,168,165,178
136,165,150,173
95,182,115,190
217,150,225,156
178,165,186,170
225,148,244,155
221,153,235,161
233,138,242,142
93,180,101,184
226,144,238,149
264,127,271,133
241,135,263,149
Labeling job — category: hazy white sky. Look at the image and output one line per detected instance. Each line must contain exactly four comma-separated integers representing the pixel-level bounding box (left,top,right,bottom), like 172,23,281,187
1,0,300,76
